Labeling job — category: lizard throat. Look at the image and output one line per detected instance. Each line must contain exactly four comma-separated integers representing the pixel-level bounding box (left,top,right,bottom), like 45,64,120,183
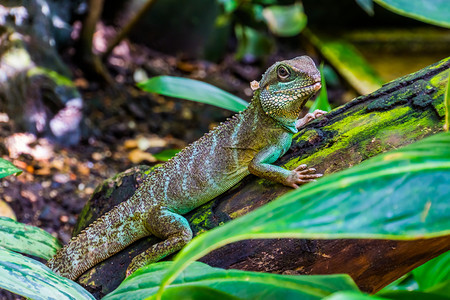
259,81,321,130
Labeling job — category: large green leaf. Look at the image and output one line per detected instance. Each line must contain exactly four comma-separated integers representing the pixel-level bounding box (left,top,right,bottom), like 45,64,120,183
0,246,95,300
0,217,62,260
324,291,387,299
373,0,450,29
138,76,248,112
0,158,22,179
378,288,450,300
377,251,450,297
104,261,358,300
262,2,307,37
412,250,450,294
158,132,450,293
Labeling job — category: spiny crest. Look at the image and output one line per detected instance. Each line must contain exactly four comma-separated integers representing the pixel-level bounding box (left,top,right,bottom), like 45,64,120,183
154,110,247,168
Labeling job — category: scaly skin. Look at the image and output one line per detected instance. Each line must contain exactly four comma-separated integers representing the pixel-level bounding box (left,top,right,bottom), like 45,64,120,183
47,56,324,280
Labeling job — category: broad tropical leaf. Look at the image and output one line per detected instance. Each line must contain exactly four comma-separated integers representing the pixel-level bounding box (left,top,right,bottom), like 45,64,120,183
0,217,62,259
412,250,450,292
0,246,95,300
104,261,358,300
138,76,248,112
374,0,450,28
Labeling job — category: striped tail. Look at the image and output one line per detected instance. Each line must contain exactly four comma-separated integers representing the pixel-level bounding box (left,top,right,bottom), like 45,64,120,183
47,201,149,280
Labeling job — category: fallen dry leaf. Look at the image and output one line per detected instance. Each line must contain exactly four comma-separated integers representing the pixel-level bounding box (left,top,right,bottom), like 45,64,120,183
128,149,156,164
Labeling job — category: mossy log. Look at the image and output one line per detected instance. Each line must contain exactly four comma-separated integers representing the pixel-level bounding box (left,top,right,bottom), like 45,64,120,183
73,57,450,298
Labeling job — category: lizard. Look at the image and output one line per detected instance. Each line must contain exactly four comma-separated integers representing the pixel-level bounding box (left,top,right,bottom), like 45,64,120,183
47,56,326,281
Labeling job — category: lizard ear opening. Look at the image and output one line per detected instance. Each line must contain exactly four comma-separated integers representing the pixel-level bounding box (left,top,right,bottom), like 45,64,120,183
250,80,260,91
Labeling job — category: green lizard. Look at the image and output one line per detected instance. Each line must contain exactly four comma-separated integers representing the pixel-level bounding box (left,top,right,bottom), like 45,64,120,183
47,56,325,280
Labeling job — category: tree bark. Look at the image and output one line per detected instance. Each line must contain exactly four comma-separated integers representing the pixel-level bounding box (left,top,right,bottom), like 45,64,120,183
73,57,450,298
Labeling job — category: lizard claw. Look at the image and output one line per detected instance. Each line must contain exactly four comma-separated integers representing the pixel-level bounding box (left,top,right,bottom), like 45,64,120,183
284,164,323,188
296,109,327,129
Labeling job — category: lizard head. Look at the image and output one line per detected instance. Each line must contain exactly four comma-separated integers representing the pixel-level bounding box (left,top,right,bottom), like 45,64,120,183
254,56,321,128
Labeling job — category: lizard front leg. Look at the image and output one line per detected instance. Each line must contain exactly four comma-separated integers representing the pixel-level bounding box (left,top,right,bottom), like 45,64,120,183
126,209,193,276
248,146,322,189
295,110,327,129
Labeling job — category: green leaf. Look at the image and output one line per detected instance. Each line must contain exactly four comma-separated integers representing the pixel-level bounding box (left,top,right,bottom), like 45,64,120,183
310,64,332,113
262,2,307,37
147,285,240,300
153,149,181,162
159,132,450,293
444,72,449,131
0,217,62,260
0,246,95,300
373,0,450,29
378,274,418,293
377,288,450,300
0,158,22,179
378,251,450,297
412,251,450,291
235,24,275,61
324,291,388,299
137,76,248,112
104,261,358,300
355,0,374,16
218,0,239,14
304,29,384,95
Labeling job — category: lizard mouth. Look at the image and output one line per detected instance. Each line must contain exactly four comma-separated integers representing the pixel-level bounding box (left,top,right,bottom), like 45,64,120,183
274,81,322,94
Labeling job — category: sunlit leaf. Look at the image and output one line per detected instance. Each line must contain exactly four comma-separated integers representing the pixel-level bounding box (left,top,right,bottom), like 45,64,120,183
262,2,307,37
158,132,450,293
104,261,358,300
0,247,95,300
355,0,374,16
324,290,387,299
0,158,22,179
304,29,384,95
0,217,61,260
148,285,239,300
310,64,332,112
218,0,239,14
377,288,450,300
374,0,450,28
377,251,450,297
378,274,418,293
412,251,450,292
138,76,248,112
153,149,181,162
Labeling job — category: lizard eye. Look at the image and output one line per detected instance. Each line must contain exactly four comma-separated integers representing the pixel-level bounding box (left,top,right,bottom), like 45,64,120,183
277,66,290,80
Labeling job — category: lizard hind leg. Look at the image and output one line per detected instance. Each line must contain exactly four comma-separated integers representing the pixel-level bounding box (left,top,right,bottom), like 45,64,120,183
125,209,193,276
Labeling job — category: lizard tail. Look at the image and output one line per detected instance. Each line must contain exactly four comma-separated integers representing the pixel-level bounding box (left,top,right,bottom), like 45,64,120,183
47,200,150,280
